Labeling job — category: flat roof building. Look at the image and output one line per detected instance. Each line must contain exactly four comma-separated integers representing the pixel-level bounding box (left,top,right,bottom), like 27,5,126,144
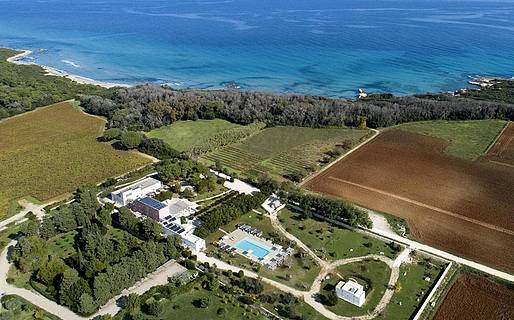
128,197,169,221
161,216,206,252
336,280,366,307
111,177,162,206
261,194,285,215
166,198,199,217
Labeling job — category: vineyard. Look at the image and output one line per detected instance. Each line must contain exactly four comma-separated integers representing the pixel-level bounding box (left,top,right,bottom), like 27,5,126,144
0,101,150,218
202,126,370,179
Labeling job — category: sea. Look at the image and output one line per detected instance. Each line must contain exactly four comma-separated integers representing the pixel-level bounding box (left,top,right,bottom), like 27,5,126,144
1,0,514,98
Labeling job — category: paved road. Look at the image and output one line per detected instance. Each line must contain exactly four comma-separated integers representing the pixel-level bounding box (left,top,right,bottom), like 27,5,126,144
267,211,327,267
93,259,186,317
0,200,48,232
315,212,514,283
0,241,84,320
267,211,409,320
0,240,186,319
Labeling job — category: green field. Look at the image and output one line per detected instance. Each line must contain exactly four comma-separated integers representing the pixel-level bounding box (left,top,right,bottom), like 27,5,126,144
377,256,445,319
205,210,321,291
320,260,391,317
146,119,242,152
396,119,507,160
0,101,151,219
158,285,265,320
203,126,370,179
279,209,400,260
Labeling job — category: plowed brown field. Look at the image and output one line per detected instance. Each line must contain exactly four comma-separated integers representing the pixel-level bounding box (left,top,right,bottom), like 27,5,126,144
304,130,514,273
434,274,514,320
483,122,514,167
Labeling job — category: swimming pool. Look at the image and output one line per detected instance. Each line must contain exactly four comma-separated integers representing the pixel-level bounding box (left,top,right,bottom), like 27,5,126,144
235,238,271,259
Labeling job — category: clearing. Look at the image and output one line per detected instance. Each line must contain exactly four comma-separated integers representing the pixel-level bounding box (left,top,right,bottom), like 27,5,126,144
0,101,151,219
304,129,514,273
146,119,241,152
203,126,370,179
433,273,514,320
395,119,506,160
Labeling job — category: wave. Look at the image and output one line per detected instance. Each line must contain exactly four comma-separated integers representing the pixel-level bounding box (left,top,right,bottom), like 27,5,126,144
62,59,81,68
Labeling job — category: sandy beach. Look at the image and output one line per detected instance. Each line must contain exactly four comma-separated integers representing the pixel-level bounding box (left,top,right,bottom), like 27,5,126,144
6,48,129,89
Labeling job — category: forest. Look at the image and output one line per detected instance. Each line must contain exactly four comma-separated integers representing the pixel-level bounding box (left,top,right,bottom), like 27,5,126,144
1,47,513,131
10,187,185,315
78,83,514,131
0,48,111,119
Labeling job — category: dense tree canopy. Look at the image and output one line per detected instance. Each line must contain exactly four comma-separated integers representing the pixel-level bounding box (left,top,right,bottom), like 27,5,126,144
79,83,514,131
0,48,111,119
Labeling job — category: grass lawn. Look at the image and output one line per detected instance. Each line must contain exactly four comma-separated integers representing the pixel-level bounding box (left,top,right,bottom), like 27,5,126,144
279,209,400,260
0,101,151,219
396,119,507,160
193,183,228,201
205,211,320,291
151,283,266,320
203,126,370,179
146,119,242,152
320,260,391,317
0,294,61,320
47,230,78,258
377,255,445,320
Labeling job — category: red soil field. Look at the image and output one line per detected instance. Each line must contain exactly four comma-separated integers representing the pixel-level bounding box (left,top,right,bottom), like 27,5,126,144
434,273,514,320
304,130,514,273
483,122,514,167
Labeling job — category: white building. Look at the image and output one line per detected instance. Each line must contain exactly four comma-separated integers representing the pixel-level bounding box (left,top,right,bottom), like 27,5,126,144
161,215,206,252
111,177,162,206
261,194,285,215
336,280,366,307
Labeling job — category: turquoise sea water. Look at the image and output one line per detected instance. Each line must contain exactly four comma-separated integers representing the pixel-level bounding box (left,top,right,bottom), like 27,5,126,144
0,0,513,97
235,238,271,259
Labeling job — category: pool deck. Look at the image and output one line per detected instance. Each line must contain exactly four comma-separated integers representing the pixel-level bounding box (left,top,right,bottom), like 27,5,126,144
220,228,292,269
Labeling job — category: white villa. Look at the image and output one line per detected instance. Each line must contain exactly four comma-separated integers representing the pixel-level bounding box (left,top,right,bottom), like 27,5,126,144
111,177,162,206
261,194,285,215
336,279,366,307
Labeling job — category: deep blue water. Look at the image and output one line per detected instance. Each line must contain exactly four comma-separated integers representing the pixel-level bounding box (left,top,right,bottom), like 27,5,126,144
1,0,513,97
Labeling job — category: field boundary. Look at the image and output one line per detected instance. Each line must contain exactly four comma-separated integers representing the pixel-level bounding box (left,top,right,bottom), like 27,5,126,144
326,176,514,236
299,128,379,187
483,121,510,155
412,262,452,320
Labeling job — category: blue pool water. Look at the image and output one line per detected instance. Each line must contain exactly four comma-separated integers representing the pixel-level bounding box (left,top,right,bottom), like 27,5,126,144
0,0,513,97
235,238,271,259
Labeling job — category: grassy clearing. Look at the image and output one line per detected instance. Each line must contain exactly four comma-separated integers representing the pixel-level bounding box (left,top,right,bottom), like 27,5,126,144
0,101,151,219
320,260,391,317
203,126,370,179
205,211,321,291
159,286,265,319
396,119,507,160
47,231,77,258
146,119,242,152
377,255,446,319
0,294,61,320
279,209,399,260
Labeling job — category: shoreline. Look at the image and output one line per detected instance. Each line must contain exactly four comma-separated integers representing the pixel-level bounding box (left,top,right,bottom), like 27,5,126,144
4,47,513,96
5,48,130,89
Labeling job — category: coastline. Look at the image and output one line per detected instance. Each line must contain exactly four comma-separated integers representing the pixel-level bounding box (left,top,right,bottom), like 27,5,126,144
6,48,130,89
